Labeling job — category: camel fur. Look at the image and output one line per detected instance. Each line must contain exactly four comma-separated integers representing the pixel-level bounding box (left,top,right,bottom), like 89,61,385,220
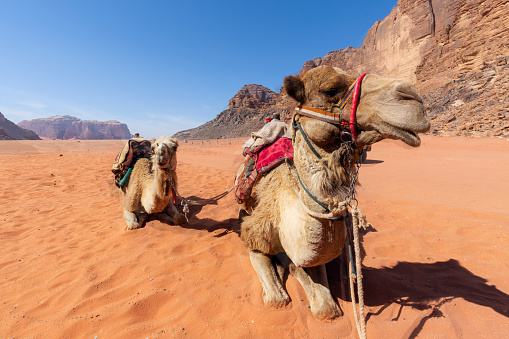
121,136,186,230
239,66,430,320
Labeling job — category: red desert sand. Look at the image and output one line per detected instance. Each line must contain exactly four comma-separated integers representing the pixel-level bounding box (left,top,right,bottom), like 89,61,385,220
1,136,508,338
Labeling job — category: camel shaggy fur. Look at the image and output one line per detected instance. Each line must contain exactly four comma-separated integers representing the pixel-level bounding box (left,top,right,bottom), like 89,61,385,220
121,136,186,230
240,66,430,320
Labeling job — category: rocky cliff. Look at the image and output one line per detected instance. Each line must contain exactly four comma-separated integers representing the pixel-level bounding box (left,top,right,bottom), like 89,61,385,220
175,0,509,139
18,115,132,140
298,0,509,137
174,85,291,139
0,112,41,140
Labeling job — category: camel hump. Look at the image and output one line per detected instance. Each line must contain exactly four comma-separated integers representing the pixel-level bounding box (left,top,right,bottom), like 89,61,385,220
112,138,153,187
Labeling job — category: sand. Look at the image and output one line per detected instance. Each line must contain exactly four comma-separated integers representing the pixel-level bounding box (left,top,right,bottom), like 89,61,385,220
1,136,508,338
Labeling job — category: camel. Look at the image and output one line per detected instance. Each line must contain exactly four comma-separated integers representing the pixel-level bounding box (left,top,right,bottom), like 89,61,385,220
239,65,430,320
121,136,187,230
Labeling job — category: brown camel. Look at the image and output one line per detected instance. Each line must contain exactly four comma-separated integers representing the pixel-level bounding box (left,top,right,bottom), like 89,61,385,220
121,136,186,230
239,65,430,320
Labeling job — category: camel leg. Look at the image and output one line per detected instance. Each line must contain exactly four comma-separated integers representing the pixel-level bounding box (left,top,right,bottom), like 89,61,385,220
123,210,141,230
249,250,290,308
166,203,186,225
289,264,343,320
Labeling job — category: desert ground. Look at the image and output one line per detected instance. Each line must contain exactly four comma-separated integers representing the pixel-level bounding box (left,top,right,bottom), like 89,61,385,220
1,136,508,338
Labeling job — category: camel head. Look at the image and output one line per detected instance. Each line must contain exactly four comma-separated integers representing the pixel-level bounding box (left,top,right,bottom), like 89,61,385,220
284,65,430,147
151,136,178,170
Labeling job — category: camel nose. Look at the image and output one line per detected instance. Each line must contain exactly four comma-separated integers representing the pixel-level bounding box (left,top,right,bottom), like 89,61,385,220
393,82,423,104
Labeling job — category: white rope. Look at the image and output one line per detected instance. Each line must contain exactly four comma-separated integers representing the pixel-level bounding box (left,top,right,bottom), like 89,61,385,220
349,206,370,339
297,191,348,220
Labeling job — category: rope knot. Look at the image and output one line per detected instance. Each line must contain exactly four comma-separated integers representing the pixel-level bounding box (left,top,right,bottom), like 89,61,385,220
351,205,372,230
325,196,349,217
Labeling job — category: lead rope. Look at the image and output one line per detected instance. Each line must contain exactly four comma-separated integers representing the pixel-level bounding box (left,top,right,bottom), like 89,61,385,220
169,178,233,222
345,143,370,339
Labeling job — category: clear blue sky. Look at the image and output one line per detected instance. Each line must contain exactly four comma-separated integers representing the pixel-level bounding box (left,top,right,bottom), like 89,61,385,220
0,0,397,138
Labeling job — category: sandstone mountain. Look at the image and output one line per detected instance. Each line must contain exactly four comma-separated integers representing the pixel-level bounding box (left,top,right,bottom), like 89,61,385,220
0,112,41,140
18,115,132,140
174,85,291,140
175,0,509,139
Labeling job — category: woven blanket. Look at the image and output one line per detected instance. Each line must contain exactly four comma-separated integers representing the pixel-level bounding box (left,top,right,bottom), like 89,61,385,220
235,136,294,203
255,137,294,173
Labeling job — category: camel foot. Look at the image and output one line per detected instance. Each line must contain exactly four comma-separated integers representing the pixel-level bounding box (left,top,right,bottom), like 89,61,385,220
289,264,343,320
311,298,343,321
124,210,141,230
262,290,290,309
172,213,187,225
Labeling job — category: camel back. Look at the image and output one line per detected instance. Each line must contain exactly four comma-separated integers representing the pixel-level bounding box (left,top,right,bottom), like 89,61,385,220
112,138,152,187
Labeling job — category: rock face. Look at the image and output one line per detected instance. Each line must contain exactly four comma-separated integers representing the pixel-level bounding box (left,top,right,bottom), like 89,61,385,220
0,112,41,140
174,85,291,140
297,0,509,137
18,115,132,140
175,0,509,139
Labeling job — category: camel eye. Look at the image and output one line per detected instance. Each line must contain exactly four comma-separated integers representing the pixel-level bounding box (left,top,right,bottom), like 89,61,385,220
322,88,337,98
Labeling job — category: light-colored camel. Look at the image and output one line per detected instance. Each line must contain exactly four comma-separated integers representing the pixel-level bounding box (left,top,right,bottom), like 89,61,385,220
240,65,430,320
122,136,187,230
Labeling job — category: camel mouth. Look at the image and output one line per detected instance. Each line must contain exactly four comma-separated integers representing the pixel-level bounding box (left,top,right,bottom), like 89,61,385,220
396,127,421,147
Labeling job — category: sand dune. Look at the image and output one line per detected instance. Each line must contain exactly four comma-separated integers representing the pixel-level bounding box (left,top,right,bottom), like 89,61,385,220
1,136,508,338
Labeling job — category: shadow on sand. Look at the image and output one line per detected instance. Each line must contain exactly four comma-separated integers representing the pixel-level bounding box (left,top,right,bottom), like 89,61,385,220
362,159,384,165
327,226,509,338
154,195,239,238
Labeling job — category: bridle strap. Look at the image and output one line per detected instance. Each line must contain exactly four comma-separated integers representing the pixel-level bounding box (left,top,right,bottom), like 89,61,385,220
294,73,369,143
292,114,325,164
346,73,369,142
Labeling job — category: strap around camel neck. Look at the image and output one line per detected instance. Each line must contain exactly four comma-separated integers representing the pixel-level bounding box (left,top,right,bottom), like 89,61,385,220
294,73,369,143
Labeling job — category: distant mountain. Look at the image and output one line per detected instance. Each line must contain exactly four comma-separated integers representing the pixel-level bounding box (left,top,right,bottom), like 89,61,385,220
174,0,509,139
173,84,292,140
18,115,132,140
0,112,41,140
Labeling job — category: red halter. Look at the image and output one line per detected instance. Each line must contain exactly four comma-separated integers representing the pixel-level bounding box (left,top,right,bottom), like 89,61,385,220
344,73,369,142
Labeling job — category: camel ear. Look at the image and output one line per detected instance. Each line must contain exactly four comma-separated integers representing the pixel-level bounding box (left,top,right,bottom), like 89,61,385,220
284,75,306,104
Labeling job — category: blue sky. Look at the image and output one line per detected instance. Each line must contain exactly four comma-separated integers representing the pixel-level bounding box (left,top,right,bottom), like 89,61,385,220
0,0,397,138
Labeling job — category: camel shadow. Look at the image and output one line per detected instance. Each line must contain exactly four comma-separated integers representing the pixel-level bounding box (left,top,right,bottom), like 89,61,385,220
327,226,509,338
180,216,239,237
154,195,239,238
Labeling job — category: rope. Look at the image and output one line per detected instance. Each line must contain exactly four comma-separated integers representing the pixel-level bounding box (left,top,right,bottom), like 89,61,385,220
297,190,348,220
348,206,370,339
170,179,233,222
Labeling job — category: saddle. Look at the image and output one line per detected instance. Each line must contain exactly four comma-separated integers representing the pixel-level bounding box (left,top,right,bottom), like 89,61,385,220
112,138,152,187
235,135,294,203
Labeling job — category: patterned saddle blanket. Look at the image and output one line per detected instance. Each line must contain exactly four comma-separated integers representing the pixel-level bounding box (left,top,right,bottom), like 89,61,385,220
235,136,294,203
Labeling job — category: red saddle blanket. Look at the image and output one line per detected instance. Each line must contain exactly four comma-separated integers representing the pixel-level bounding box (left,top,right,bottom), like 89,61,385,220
235,137,294,203
255,137,294,173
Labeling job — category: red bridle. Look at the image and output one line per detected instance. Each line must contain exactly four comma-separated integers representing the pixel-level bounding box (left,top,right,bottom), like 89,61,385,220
294,73,369,143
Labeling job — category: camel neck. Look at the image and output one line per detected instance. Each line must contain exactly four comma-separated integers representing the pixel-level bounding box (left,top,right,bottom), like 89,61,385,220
153,165,170,198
